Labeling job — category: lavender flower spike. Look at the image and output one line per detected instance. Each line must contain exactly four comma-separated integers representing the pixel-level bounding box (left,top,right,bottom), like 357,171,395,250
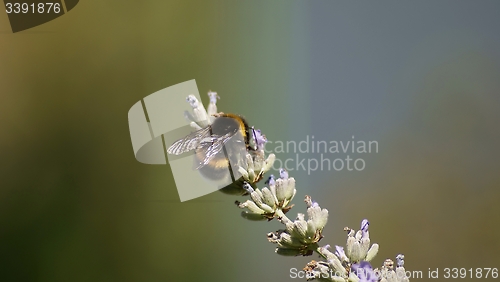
176,90,411,281
345,219,379,263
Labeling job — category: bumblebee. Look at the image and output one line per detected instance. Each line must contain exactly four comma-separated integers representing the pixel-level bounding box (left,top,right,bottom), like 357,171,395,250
167,113,255,194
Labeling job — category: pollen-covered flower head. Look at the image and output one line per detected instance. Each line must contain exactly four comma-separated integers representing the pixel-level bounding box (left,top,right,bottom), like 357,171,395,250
314,220,410,282
237,170,297,220
376,255,410,282
343,219,379,263
267,196,328,257
238,152,275,184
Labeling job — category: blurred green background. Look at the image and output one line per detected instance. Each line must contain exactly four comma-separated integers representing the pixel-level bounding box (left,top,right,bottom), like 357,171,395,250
1,1,500,281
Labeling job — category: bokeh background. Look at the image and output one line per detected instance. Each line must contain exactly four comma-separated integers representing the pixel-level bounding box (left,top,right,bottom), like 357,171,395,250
1,1,500,281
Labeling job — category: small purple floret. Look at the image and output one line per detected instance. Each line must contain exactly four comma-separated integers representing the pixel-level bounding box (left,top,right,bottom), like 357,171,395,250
208,91,219,104
253,128,267,150
279,168,289,180
335,245,346,260
396,254,405,267
265,174,276,186
351,261,378,282
242,182,255,194
361,219,369,238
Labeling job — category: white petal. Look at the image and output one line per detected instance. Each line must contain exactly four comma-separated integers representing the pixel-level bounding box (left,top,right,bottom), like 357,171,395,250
284,178,296,200
261,187,277,208
365,243,379,262
238,166,249,180
207,103,217,117
306,220,317,241
275,179,286,202
239,200,265,214
360,237,371,258
250,191,264,208
328,257,347,277
293,220,308,239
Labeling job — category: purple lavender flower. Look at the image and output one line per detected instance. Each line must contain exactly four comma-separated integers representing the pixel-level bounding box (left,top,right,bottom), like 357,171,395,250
279,168,289,180
351,261,378,282
335,245,348,261
361,219,369,239
207,91,219,104
265,174,276,186
252,128,267,151
242,182,255,194
396,254,405,267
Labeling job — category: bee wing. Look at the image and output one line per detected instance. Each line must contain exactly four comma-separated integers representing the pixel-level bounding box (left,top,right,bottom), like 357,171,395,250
196,132,235,169
167,126,212,155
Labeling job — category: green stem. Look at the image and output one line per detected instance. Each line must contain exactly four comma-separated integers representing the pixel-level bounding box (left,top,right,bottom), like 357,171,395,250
313,244,328,260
